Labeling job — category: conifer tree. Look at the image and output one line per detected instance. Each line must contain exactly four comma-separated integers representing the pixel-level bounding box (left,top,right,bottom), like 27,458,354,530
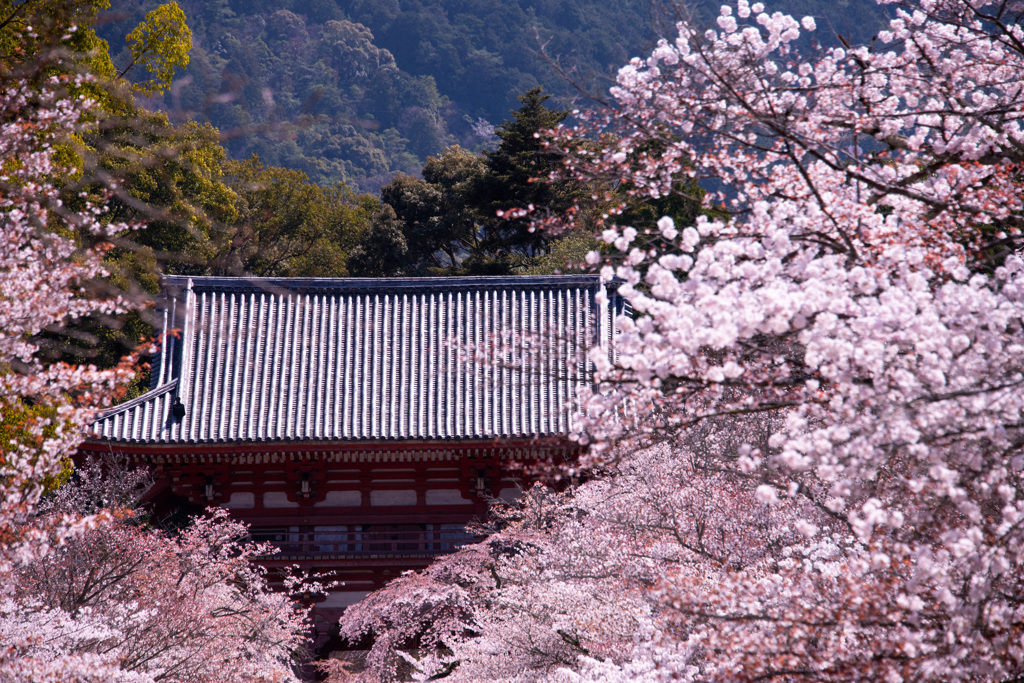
469,86,578,273
365,88,586,276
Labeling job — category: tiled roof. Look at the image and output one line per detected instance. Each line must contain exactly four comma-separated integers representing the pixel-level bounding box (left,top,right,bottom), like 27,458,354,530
90,275,622,444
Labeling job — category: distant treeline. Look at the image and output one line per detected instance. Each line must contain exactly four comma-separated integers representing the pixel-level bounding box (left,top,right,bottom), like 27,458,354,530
97,0,889,192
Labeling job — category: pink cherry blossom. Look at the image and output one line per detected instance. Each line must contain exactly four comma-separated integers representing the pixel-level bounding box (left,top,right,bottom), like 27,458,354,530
337,0,1024,680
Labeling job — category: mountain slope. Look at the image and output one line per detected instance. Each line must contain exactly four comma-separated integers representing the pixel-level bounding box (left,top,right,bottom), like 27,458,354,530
98,0,889,191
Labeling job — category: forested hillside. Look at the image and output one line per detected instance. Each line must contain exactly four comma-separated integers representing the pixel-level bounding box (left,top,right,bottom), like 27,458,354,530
97,0,889,192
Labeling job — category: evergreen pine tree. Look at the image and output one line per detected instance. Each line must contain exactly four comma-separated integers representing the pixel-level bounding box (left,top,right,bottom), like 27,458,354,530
468,87,579,274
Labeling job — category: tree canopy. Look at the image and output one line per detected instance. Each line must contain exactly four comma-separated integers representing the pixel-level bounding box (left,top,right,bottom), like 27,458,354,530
352,88,603,276
5,0,375,384
121,0,192,94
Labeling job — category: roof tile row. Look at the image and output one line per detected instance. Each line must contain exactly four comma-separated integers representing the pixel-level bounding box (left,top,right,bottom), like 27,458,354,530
91,275,621,444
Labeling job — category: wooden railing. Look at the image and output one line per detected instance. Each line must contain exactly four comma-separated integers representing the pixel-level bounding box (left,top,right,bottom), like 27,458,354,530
249,528,479,558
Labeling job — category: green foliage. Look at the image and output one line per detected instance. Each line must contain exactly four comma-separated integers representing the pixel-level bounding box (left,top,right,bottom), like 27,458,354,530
347,205,409,277
0,399,75,493
523,230,599,275
340,0,652,124
96,2,454,192
471,87,580,271
617,178,707,235
63,106,372,369
95,0,889,191
0,0,118,113
99,115,239,278
91,0,649,190
122,1,192,95
376,146,485,273
356,89,593,276
11,0,374,381
219,156,373,276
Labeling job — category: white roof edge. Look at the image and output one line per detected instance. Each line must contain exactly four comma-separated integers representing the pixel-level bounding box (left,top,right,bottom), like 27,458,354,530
95,379,179,421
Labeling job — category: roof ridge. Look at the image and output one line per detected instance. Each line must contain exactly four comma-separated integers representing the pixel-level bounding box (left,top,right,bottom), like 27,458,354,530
160,274,603,293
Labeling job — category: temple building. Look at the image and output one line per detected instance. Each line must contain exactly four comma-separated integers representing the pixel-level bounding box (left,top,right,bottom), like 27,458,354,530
79,274,622,633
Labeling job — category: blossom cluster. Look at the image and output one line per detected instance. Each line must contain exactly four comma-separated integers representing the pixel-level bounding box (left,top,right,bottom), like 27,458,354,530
0,35,310,683
556,0,1024,677
2,510,309,683
0,70,135,576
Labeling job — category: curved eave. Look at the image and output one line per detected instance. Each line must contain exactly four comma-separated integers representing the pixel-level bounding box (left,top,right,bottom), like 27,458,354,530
89,380,180,443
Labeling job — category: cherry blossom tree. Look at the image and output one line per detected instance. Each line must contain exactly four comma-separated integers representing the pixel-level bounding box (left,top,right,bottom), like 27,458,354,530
0,23,313,683
337,415,826,683
3,508,311,683
0,70,135,682
2,451,316,683
0,38,136,578
563,0,1024,677
338,0,1024,679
